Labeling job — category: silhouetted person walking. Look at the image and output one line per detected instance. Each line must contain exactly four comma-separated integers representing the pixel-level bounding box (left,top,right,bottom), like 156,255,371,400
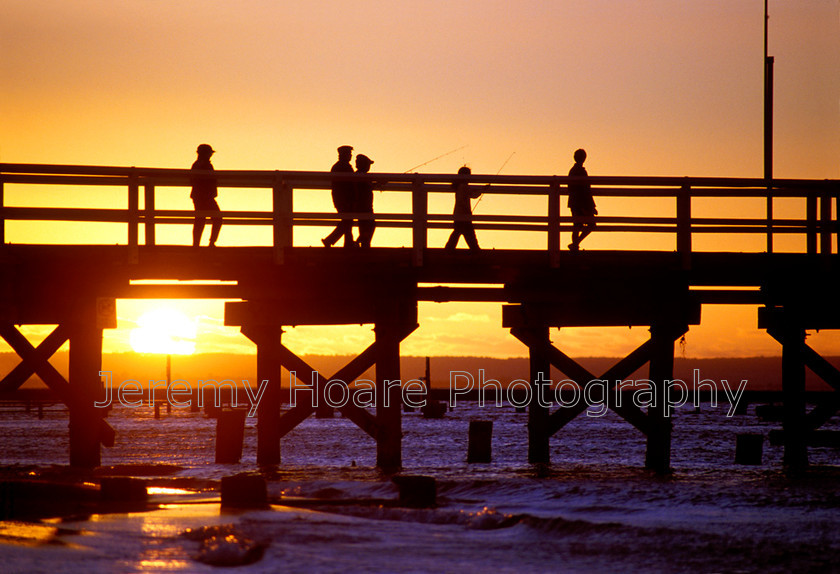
190,143,221,247
568,148,596,251
323,145,356,248
445,166,481,250
355,154,376,248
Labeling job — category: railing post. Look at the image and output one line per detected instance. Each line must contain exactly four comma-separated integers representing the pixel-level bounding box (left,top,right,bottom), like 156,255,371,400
806,190,817,255
144,182,155,247
819,184,832,258
0,175,4,246
128,170,139,262
412,177,427,266
766,184,774,253
677,182,692,270
835,183,840,256
548,181,560,268
273,173,293,264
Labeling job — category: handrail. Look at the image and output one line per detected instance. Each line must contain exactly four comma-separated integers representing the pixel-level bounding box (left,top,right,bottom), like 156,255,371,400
0,163,837,267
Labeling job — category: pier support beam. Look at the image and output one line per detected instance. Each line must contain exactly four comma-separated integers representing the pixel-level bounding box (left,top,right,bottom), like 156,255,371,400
779,322,808,470
241,325,284,466
505,298,694,472
68,302,106,468
645,323,678,474
526,325,551,464
762,310,809,470
226,294,417,472
0,298,116,468
375,310,404,472
761,304,840,471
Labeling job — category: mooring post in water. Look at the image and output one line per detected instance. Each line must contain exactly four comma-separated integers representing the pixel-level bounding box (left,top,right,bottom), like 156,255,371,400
165,354,172,414
645,322,676,474
215,408,247,464
735,433,764,465
467,420,493,463
527,325,551,465
190,386,200,412
100,477,148,505
221,473,268,509
392,475,437,508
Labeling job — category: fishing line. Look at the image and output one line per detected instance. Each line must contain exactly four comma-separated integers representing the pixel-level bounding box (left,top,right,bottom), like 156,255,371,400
404,145,468,173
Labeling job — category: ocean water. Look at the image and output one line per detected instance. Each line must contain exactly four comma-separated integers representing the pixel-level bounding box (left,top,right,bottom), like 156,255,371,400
1,400,839,573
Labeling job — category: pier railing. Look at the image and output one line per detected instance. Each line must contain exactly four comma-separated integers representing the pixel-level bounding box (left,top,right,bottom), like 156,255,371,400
0,163,837,266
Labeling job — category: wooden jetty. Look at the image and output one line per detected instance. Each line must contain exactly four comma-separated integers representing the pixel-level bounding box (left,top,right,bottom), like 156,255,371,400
0,163,838,473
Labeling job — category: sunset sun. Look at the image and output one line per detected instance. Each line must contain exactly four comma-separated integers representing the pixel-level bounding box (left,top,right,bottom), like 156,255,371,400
129,307,197,355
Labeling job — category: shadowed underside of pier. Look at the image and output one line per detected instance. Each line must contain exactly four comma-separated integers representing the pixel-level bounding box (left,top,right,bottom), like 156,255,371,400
4,242,838,291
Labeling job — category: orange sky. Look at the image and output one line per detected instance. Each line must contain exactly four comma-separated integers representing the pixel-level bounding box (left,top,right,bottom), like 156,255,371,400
2,1,839,360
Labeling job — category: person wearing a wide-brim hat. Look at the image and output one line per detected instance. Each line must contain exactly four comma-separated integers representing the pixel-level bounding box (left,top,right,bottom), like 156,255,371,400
322,145,356,248
190,144,222,247
354,154,375,248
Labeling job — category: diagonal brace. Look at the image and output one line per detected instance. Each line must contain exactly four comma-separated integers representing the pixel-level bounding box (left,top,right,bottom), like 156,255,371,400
0,323,114,447
266,319,417,440
511,326,654,436
274,341,381,439
0,324,71,401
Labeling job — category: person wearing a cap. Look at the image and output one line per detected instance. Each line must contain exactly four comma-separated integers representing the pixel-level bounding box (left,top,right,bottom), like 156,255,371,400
190,144,222,247
354,154,375,248
322,145,356,248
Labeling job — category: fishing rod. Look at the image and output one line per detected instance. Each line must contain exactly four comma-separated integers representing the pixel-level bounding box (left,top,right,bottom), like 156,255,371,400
404,145,468,173
369,145,468,194
473,151,515,212
495,151,516,176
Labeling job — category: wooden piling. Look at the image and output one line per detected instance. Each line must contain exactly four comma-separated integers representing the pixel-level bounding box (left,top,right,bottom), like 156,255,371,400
250,325,284,466
392,475,436,508
467,420,493,463
100,477,148,504
165,354,172,413
419,356,446,418
375,311,403,471
68,305,105,468
221,473,268,509
190,387,200,412
645,323,675,474
735,433,764,465
781,321,809,469
215,409,247,464
527,326,551,465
